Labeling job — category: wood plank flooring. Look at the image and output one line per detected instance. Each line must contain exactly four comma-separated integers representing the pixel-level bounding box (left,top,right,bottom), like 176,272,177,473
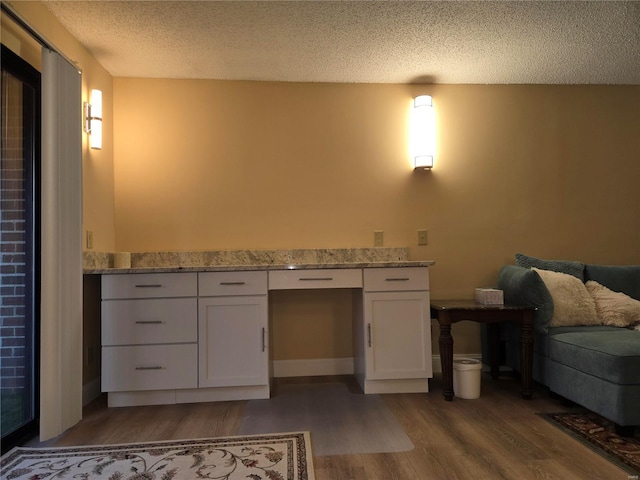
30,374,629,480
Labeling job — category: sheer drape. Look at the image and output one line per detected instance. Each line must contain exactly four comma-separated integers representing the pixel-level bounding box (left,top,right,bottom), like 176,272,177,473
40,49,82,441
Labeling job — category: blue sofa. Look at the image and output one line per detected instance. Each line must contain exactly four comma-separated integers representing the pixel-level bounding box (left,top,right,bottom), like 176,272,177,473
496,254,640,434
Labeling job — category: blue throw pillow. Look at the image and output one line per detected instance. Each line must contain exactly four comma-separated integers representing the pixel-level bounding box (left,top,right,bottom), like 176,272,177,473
515,253,585,281
584,264,640,301
498,265,554,333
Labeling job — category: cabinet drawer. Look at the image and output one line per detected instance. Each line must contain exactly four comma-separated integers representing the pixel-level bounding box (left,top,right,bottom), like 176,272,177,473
102,344,197,392
102,298,197,346
102,273,197,299
269,268,362,290
199,271,267,296
364,267,429,292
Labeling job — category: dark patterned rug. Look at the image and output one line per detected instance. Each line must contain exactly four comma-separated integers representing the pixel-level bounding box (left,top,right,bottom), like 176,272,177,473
0,432,314,480
540,412,640,475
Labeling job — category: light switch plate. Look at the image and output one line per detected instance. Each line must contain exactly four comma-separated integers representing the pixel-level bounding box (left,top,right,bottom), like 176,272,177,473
418,229,428,245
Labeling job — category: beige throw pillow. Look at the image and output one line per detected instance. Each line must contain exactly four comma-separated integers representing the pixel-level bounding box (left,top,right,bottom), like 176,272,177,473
532,268,600,327
585,280,640,327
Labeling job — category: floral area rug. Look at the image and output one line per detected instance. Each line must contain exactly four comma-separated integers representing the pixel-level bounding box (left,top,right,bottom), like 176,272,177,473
539,412,640,475
0,432,314,480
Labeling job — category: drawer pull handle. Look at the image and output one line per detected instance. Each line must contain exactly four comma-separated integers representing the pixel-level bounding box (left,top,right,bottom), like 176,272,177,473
135,284,163,288
262,327,266,352
135,320,163,325
220,282,246,286
367,323,372,348
385,278,410,282
299,277,333,281
135,366,163,370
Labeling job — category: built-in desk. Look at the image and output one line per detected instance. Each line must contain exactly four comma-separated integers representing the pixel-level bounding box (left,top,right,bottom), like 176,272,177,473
91,256,434,407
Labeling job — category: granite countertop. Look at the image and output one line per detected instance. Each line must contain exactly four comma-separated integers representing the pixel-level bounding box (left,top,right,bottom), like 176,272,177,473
83,247,434,274
85,261,435,275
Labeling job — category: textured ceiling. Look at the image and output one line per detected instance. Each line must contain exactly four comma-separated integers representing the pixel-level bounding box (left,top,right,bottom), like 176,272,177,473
40,0,640,84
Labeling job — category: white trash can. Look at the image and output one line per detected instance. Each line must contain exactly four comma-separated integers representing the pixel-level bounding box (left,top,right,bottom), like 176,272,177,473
453,358,482,399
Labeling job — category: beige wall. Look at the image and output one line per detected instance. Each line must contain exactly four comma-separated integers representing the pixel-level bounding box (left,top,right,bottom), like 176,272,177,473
113,80,640,267
113,79,640,357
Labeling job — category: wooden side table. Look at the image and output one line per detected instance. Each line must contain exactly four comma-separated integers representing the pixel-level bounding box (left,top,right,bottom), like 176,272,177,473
430,300,535,401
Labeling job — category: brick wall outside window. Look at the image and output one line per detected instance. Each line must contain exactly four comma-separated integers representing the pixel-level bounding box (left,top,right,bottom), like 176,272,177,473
1,78,27,394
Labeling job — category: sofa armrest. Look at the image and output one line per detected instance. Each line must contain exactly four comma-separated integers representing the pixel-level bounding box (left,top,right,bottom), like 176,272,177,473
498,265,554,333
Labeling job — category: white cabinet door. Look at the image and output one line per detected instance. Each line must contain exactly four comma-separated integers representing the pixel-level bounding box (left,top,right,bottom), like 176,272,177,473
364,291,432,380
198,296,268,388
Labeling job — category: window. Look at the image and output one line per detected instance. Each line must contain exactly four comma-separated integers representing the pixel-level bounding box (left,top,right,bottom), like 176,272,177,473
1,44,41,453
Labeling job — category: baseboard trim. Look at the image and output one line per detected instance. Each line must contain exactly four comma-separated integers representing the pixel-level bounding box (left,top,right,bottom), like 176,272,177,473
272,355,483,378
273,357,355,378
431,353,483,374
82,377,101,406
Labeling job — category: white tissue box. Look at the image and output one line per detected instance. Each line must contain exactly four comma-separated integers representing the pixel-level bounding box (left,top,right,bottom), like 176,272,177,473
475,288,504,305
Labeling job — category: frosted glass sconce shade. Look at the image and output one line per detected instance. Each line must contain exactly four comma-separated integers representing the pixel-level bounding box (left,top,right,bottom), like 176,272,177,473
84,89,102,150
410,95,435,169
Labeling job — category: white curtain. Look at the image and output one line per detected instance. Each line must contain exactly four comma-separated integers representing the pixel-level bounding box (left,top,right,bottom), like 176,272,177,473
40,49,83,441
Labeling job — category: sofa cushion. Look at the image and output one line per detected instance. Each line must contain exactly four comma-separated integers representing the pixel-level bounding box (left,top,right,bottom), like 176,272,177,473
548,330,640,384
533,268,600,327
498,265,553,333
585,280,640,327
584,264,640,301
536,325,621,357
516,253,585,281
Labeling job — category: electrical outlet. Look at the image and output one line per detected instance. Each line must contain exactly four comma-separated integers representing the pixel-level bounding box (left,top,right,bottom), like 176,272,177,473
86,230,94,250
418,229,428,245
374,230,384,247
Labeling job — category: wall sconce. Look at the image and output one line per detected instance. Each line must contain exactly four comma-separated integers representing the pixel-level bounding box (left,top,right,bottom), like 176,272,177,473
410,95,435,169
84,89,102,150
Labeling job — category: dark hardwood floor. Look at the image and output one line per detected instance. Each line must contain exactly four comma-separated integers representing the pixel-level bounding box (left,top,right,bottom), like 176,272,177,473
27,373,629,480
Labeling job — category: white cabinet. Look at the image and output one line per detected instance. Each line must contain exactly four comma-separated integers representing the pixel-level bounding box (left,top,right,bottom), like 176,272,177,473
358,267,432,394
102,344,198,392
102,272,198,299
364,291,431,379
268,269,362,290
100,265,432,406
198,271,269,393
101,273,198,404
101,298,197,346
198,296,268,388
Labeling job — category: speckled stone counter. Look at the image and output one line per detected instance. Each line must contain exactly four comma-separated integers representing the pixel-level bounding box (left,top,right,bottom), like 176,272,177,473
83,247,434,274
